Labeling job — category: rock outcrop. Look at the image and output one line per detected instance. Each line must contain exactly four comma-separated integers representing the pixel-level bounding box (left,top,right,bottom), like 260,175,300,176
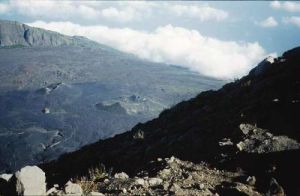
0,20,90,48
235,124,300,153
0,166,46,196
70,157,272,195
64,181,83,195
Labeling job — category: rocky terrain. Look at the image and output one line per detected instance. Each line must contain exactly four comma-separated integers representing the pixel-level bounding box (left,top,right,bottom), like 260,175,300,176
0,155,286,195
0,20,223,172
37,47,300,195
1,20,300,196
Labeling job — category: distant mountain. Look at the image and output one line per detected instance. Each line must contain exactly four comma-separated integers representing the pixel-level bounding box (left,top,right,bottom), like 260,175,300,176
0,20,90,48
42,47,300,195
0,20,224,172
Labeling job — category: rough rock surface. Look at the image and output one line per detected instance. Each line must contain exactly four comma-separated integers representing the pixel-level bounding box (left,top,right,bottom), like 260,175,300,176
64,181,83,195
13,166,46,195
79,157,263,195
236,124,300,153
0,174,12,182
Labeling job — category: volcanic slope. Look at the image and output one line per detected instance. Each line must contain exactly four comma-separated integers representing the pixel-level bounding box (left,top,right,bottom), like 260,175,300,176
42,47,300,195
0,20,224,172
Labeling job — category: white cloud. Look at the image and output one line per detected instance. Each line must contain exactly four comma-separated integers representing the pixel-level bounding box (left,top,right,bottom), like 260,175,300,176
28,21,267,79
168,4,228,21
283,16,300,27
101,7,139,22
0,3,9,13
0,0,228,23
270,1,300,12
270,1,281,9
257,17,278,28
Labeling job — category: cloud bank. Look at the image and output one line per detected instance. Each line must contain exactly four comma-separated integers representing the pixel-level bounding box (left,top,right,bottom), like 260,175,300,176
0,3,8,13
168,4,228,21
271,1,300,12
257,17,278,28
0,1,228,23
283,16,300,27
28,21,268,79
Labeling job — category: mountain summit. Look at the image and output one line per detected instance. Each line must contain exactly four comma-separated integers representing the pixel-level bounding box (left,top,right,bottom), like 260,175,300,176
0,20,92,47
42,47,300,195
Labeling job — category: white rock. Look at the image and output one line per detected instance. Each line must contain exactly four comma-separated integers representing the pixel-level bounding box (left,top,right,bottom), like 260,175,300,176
46,187,58,195
114,172,129,179
236,142,245,151
170,183,183,193
266,56,275,64
135,178,146,186
246,176,256,186
219,138,233,146
148,177,163,186
199,183,205,189
104,178,110,183
14,165,46,196
65,181,83,195
167,156,175,164
90,191,105,196
0,173,13,181
239,124,254,135
42,107,50,114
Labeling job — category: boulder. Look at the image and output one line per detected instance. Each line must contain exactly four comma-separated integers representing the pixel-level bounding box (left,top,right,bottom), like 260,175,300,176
135,178,146,186
64,181,83,195
90,191,105,196
133,129,144,140
148,178,163,186
0,174,13,182
219,138,233,146
42,107,50,114
46,186,58,195
169,183,183,194
239,124,255,135
246,176,256,186
14,166,46,195
114,172,129,180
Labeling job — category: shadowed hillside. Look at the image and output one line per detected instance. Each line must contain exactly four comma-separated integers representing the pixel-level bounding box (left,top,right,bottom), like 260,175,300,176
42,47,300,195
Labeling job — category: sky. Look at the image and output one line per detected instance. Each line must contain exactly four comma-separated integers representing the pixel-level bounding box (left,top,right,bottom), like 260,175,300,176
0,0,299,79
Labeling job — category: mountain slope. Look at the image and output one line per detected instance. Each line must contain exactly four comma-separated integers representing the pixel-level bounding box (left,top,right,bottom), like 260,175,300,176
0,20,91,48
42,47,300,195
0,20,224,172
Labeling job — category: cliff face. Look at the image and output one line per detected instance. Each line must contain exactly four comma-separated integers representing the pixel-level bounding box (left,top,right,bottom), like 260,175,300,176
42,47,300,195
0,20,87,47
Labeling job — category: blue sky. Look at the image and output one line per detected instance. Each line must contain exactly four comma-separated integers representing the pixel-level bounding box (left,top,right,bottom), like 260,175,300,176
0,1,299,79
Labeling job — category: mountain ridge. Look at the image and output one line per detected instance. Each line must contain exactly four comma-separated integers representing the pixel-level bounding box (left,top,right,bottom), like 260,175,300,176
0,20,94,48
